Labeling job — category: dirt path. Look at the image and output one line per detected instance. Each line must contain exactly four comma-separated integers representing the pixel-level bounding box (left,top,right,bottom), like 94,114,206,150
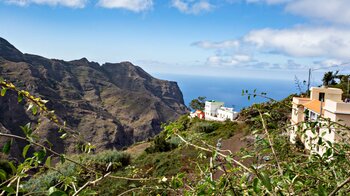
213,132,249,179
220,132,247,155
125,142,151,157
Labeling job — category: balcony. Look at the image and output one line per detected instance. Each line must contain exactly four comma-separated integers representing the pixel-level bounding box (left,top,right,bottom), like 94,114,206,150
324,99,350,114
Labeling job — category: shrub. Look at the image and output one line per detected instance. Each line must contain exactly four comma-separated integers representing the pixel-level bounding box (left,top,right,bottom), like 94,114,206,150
145,134,178,153
23,162,78,193
191,122,218,133
23,150,130,193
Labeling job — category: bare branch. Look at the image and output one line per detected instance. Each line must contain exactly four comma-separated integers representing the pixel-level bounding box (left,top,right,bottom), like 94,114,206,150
258,110,283,176
175,133,253,173
108,175,159,181
0,132,96,174
72,172,111,196
329,176,350,196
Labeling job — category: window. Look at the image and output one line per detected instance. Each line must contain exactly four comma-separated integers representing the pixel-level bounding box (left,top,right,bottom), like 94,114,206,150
319,92,325,102
304,109,309,121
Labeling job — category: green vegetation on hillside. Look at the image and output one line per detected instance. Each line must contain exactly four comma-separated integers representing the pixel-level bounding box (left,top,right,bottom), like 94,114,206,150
2,71,350,195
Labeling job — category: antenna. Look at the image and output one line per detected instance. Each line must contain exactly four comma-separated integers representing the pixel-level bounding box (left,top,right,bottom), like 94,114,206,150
306,62,350,94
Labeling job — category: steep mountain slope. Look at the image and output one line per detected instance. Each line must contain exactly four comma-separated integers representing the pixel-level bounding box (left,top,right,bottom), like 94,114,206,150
0,37,188,155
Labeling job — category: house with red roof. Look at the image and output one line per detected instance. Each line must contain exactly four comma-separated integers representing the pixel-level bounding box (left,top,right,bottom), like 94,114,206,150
290,87,350,155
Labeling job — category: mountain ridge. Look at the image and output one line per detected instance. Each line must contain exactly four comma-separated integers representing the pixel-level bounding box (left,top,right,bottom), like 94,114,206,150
0,37,188,157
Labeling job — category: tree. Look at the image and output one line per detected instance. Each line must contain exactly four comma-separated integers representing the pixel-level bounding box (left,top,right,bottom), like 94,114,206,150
322,71,339,86
189,96,206,111
294,75,307,94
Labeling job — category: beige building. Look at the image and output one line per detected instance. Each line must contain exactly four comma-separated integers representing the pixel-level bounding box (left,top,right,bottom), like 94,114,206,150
290,87,350,155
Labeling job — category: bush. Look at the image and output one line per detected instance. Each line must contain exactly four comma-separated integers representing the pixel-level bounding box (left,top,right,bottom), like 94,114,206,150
23,162,78,193
23,150,130,193
135,150,182,177
191,122,219,133
145,134,178,153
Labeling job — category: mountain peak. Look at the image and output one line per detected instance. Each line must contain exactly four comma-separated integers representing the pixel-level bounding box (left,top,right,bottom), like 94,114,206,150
0,37,24,62
78,57,89,62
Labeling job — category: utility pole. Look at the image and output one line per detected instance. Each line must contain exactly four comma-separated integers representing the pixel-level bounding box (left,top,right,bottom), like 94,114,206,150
347,76,349,96
307,68,311,96
305,62,349,96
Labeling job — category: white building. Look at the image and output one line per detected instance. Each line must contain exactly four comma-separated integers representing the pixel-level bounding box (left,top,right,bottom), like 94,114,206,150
204,101,238,121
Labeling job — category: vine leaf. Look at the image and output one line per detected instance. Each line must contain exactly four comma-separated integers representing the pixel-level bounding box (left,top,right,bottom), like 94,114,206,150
0,186,15,195
17,92,23,103
318,185,327,196
34,150,46,163
48,187,67,196
7,162,16,175
0,169,7,181
45,156,52,168
60,154,66,164
1,87,6,96
32,105,38,115
22,144,31,158
20,123,32,137
253,178,261,193
258,172,272,191
2,139,12,154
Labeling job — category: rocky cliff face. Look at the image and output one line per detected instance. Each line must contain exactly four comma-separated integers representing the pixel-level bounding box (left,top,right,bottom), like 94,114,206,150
0,37,188,156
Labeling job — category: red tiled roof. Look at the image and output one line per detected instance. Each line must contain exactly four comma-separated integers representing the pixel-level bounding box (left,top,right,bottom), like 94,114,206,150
302,99,325,115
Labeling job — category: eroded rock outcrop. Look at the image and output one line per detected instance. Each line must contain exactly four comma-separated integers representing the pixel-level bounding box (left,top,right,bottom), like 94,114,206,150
0,37,188,157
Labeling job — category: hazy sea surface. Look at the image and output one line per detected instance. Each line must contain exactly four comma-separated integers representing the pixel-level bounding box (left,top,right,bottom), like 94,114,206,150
155,74,301,111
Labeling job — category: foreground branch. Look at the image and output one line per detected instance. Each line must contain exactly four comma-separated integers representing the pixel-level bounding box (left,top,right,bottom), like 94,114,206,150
258,111,283,176
117,186,175,196
329,176,350,196
72,172,111,196
175,133,252,173
0,132,96,174
108,175,159,181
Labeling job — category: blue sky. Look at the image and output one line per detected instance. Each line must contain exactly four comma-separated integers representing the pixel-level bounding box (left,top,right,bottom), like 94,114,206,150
0,0,349,82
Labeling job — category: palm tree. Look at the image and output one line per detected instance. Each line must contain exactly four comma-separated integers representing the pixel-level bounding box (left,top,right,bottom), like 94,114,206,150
322,71,339,86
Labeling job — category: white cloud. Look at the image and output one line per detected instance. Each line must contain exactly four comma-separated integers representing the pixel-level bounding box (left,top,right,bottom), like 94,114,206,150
311,59,350,71
244,27,350,60
192,40,239,49
206,54,253,66
316,59,343,67
205,55,304,70
98,0,153,12
246,0,350,25
281,59,305,69
172,0,213,14
245,59,311,70
194,26,350,70
5,0,87,8
192,0,350,71
285,0,350,25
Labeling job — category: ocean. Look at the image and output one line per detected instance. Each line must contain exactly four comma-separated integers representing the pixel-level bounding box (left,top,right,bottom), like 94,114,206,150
155,74,303,111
